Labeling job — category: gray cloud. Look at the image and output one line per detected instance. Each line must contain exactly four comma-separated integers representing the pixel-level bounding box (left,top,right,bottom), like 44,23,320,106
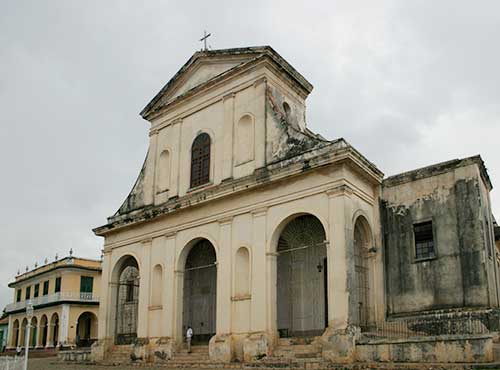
0,0,499,309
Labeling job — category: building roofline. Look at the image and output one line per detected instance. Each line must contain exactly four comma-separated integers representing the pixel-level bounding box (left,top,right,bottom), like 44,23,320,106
9,256,102,287
140,46,313,119
383,155,493,190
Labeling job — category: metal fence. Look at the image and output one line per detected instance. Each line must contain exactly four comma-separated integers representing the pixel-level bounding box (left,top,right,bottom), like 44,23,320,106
0,356,24,370
361,313,490,339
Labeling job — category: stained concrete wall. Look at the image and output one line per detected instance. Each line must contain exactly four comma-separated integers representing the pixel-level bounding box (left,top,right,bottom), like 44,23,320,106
356,334,493,363
382,157,499,316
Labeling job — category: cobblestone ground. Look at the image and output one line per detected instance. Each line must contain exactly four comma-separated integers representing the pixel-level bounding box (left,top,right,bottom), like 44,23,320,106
28,357,168,370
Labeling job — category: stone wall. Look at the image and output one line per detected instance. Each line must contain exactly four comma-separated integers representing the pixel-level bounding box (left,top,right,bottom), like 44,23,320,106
356,334,493,363
381,157,499,316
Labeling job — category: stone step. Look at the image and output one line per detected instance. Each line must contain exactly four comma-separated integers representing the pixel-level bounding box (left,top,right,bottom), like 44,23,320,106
493,343,500,361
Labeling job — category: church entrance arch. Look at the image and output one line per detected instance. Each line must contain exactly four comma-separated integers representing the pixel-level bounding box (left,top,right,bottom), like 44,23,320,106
276,214,328,338
182,238,217,344
114,256,140,345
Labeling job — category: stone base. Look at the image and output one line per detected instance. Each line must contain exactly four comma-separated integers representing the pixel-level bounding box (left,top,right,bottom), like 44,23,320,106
90,338,113,362
150,337,174,362
320,326,359,364
243,332,271,362
131,337,149,362
209,334,233,363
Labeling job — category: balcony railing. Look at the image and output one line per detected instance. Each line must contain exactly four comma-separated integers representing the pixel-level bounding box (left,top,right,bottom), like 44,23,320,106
5,292,99,313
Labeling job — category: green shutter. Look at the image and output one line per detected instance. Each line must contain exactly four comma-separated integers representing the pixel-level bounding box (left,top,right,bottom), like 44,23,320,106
80,276,93,293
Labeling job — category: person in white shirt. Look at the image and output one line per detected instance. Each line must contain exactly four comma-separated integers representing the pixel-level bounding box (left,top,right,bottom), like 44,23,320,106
186,326,193,353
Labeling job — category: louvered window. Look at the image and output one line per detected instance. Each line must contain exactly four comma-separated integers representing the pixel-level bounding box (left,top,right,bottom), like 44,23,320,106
190,133,211,188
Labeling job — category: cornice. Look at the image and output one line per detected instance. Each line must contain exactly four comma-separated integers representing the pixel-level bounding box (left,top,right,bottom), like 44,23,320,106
94,144,380,239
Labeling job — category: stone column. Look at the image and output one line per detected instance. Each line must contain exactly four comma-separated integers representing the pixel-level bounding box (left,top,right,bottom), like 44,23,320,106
209,217,233,362
6,315,13,349
60,304,70,346
321,183,356,364
46,324,54,348
222,93,235,181
137,238,152,339
35,321,43,348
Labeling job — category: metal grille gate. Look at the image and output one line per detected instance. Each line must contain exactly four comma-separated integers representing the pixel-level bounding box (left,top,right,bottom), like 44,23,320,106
115,265,140,345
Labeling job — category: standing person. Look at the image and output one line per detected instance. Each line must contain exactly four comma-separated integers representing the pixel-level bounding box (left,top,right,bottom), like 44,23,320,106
186,326,193,353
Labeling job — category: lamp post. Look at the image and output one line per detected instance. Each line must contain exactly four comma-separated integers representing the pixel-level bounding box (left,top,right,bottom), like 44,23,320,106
24,300,34,370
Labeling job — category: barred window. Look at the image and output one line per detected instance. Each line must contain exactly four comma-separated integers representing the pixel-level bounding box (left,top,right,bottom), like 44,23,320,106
16,289,21,302
190,133,211,188
414,221,435,260
34,283,39,298
43,280,49,295
25,286,31,300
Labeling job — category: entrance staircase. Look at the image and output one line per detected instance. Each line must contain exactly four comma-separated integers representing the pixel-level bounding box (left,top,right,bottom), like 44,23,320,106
104,344,134,365
170,344,210,364
258,337,327,369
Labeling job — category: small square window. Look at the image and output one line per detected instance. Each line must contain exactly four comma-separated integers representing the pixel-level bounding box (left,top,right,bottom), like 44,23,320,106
414,221,435,260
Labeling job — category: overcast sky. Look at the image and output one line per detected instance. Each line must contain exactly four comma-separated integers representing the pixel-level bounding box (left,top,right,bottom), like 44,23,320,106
1,1,499,310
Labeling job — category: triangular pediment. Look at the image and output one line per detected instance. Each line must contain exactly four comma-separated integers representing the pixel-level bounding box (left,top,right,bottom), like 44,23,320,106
140,46,314,119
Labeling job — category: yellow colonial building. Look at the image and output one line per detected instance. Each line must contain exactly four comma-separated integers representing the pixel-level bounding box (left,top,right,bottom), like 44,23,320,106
5,254,101,350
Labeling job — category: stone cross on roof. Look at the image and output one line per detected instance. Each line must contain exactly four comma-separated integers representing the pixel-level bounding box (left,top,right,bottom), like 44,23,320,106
199,30,211,51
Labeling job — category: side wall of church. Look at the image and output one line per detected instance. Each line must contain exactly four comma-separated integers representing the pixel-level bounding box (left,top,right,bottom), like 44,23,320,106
381,162,500,316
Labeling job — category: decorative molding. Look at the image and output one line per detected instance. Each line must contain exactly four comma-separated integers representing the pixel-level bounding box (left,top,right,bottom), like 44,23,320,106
231,294,251,302
222,92,236,102
165,231,177,240
266,252,279,257
141,238,153,245
148,128,159,137
218,216,233,226
251,206,268,217
253,77,267,88
326,184,354,198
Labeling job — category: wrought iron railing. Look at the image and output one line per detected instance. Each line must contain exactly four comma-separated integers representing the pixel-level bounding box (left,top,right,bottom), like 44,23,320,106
361,313,490,340
5,292,99,313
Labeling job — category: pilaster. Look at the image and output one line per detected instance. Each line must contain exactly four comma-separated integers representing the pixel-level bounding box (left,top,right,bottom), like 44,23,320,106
251,207,268,332
253,78,267,169
137,238,152,338
326,184,354,330
216,217,233,334
164,232,176,338
222,93,235,180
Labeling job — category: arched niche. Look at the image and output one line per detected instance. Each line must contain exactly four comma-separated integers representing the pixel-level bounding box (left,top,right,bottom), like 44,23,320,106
151,264,163,307
235,114,254,165
157,150,171,192
235,247,250,296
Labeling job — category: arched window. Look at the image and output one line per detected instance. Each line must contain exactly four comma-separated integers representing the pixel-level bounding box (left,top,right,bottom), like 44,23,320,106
190,133,211,188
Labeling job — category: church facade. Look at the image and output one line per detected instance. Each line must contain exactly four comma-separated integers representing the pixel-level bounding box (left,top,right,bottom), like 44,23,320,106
92,46,499,363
